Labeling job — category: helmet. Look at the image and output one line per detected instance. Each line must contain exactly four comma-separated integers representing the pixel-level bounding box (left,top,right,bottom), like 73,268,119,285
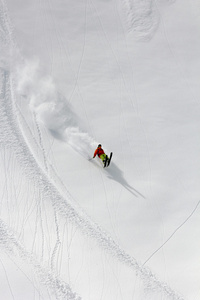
98,144,102,148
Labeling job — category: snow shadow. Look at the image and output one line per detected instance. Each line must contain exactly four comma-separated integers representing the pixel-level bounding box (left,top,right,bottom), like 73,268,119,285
105,163,145,199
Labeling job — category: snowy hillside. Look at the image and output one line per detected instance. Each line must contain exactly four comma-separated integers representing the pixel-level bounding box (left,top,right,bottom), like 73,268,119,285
0,0,200,299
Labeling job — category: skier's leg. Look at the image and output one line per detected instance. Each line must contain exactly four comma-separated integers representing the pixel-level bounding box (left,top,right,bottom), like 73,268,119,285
100,154,107,162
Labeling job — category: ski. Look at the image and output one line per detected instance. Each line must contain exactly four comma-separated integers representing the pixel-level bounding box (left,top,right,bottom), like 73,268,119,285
106,152,112,167
103,155,108,168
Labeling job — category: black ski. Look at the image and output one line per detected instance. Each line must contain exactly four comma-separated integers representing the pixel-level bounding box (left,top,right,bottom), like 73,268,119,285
103,155,108,168
106,152,112,167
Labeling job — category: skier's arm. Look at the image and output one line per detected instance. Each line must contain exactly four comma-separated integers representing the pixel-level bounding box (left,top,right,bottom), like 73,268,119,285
93,149,98,158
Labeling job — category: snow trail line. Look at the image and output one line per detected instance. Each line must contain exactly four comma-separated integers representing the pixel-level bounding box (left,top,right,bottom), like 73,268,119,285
0,66,184,300
0,218,81,300
0,69,81,300
0,0,184,298
143,198,200,266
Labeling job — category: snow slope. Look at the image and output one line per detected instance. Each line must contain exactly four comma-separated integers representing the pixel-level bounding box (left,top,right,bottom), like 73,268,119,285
1,0,200,299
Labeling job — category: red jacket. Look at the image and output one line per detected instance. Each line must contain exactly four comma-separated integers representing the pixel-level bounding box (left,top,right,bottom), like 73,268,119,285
93,147,105,158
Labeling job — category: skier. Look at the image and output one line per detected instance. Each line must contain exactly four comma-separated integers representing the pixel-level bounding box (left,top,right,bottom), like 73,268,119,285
93,144,108,163
93,144,112,167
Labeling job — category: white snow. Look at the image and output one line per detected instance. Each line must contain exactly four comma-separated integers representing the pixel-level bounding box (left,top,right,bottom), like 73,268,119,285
0,0,200,299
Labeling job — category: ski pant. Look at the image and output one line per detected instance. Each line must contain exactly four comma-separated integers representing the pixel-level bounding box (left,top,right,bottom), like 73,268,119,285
99,154,107,162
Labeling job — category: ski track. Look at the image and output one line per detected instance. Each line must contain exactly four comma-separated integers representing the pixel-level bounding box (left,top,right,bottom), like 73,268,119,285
0,63,184,300
143,198,200,266
0,218,81,300
0,257,15,300
0,0,187,299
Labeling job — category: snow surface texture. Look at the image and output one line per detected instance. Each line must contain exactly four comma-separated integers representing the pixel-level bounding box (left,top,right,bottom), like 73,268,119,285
0,0,200,299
